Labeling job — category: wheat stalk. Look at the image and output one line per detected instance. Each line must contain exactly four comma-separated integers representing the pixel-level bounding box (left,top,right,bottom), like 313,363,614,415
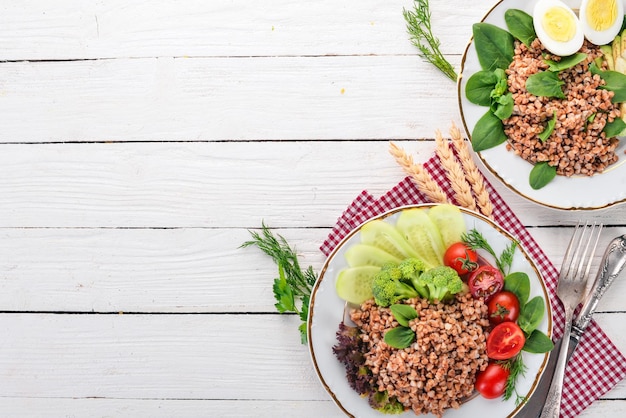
449,123,493,218
434,129,477,211
389,142,450,204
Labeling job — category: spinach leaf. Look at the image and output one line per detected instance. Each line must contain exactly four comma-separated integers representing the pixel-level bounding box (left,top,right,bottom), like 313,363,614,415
504,272,531,306
518,296,545,335
492,68,508,96
529,161,557,189
466,70,498,106
544,53,587,72
504,9,536,47
390,304,418,327
471,110,508,152
590,62,626,103
384,326,415,349
604,117,626,137
526,71,566,98
492,92,514,120
472,23,515,71
538,111,557,142
523,329,554,353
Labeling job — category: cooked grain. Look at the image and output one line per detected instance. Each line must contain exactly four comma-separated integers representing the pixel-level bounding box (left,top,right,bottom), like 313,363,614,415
504,39,620,177
351,293,489,417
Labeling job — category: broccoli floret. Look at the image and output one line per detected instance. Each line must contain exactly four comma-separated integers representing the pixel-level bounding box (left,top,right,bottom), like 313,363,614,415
397,258,428,298
417,265,464,303
371,265,418,307
368,390,405,414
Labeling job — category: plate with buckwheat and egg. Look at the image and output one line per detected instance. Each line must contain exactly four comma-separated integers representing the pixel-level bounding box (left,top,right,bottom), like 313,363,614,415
458,0,626,210
308,204,553,417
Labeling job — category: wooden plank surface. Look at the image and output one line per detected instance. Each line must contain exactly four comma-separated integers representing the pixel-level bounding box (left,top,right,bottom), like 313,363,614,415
1,0,625,416
1,226,625,313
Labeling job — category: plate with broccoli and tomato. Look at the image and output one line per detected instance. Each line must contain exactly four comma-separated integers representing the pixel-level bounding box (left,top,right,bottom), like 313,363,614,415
308,204,553,417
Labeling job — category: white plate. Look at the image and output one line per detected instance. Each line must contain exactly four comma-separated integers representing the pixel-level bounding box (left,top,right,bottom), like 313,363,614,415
308,204,553,418
458,0,626,210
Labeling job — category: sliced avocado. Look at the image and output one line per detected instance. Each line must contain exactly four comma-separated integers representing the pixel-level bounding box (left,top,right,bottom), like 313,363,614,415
615,56,626,73
621,29,626,56
601,45,615,70
613,35,621,67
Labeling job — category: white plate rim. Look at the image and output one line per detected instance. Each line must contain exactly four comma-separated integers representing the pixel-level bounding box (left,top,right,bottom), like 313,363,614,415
308,203,553,418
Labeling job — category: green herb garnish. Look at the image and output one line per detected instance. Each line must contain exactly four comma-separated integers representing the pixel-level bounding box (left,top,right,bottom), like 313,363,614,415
241,222,317,344
462,229,518,274
526,71,566,99
504,9,536,47
538,111,557,142
529,161,557,190
501,354,528,405
384,304,419,349
403,0,457,81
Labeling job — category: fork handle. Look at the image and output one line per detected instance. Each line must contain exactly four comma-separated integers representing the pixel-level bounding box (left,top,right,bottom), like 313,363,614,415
539,308,575,418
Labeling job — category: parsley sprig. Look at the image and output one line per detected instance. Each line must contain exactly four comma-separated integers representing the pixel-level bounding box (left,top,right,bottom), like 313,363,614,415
403,0,458,82
241,223,317,344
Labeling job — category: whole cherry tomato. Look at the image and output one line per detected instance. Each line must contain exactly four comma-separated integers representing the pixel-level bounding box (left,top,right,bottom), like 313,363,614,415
443,242,479,275
475,362,510,399
487,291,521,325
468,265,504,302
487,322,526,360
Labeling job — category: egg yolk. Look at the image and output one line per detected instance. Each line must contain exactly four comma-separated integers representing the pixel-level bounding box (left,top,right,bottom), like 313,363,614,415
542,7,577,42
585,0,618,31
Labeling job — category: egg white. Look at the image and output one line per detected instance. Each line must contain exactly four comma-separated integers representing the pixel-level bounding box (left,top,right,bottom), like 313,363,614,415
533,0,585,56
579,0,624,45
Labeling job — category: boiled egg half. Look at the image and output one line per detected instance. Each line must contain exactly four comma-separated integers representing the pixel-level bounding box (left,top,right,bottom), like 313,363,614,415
579,0,624,45
533,0,584,56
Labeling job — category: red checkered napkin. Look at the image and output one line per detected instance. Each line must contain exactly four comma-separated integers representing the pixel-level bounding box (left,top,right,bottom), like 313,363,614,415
320,153,626,418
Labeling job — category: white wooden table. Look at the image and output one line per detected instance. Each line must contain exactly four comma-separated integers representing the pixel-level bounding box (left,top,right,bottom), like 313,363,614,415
0,0,624,416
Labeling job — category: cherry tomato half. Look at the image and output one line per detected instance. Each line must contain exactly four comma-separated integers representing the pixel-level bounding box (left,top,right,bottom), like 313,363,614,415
468,265,504,302
487,322,526,360
475,362,510,399
487,291,521,325
443,242,479,275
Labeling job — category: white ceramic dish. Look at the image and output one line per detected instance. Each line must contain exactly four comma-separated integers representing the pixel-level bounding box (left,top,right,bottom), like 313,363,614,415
458,0,626,210
308,204,553,418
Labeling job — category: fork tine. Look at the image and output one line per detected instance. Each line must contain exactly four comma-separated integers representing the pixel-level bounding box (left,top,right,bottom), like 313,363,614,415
559,221,582,280
579,223,602,281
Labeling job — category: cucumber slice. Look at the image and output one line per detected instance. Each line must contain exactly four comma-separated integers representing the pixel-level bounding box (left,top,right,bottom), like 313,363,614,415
395,208,445,268
360,219,418,260
428,204,467,248
335,266,380,304
344,244,402,267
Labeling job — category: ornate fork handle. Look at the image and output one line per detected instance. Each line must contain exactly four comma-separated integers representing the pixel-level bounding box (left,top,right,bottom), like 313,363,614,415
572,235,626,335
540,306,576,417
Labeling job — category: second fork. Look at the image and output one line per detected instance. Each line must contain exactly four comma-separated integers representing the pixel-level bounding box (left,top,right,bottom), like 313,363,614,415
539,222,603,418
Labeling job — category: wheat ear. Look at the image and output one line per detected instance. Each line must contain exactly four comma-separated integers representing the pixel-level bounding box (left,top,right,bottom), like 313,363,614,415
388,142,450,204
449,123,493,218
434,130,477,211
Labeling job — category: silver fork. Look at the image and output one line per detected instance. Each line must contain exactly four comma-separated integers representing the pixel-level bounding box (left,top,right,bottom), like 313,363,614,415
540,222,603,418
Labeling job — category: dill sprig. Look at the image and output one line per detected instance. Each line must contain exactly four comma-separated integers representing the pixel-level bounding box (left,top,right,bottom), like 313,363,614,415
241,222,317,344
403,0,457,82
462,229,518,274
500,354,528,405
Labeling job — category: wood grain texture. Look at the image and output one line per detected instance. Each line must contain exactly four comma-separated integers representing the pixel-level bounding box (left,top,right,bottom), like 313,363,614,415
0,56,463,142
0,0,483,60
1,0,625,416
0,226,625,314
0,142,622,228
